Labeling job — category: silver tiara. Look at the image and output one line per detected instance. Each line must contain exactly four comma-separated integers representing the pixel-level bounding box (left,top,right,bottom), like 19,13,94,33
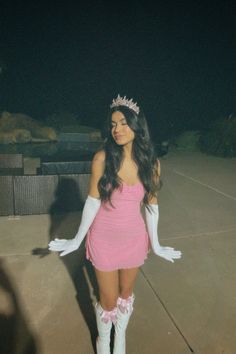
110,94,140,114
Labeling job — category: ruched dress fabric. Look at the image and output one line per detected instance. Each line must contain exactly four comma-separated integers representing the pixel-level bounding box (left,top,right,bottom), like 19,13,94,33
86,182,149,271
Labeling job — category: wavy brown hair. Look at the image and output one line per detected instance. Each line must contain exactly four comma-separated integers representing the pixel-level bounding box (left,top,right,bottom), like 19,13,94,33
98,104,161,206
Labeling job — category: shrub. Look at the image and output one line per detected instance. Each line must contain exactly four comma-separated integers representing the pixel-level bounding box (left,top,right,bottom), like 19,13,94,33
172,130,200,151
199,116,236,157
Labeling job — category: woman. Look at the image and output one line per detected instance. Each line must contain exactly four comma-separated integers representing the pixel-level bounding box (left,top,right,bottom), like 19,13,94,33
49,94,182,354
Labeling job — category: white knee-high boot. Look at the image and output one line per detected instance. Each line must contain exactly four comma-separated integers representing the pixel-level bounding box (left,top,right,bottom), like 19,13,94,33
95,303,117,354
113,294,135,354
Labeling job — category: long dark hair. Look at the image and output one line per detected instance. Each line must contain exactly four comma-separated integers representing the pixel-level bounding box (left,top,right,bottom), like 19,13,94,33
98,104,161,205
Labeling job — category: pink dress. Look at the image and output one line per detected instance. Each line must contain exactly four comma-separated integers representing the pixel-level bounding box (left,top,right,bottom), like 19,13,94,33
86,182,149,271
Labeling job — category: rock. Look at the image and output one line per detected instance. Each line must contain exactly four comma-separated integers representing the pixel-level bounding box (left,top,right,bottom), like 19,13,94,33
14,129,32,143
0,129,32,144
0,131,15,144
32,126,57,141
0,111,58,143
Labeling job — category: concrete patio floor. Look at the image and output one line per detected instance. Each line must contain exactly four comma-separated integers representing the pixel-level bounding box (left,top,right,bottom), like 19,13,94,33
0,150,236,354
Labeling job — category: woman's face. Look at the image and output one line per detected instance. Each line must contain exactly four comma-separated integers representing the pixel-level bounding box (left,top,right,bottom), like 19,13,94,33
111,111,135,146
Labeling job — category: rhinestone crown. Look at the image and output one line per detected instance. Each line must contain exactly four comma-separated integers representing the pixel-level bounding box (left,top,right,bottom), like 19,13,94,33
110,94,140,114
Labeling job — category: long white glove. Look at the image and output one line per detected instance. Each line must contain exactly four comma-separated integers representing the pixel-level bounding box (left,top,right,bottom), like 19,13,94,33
145,204,182,263
48,195,101,256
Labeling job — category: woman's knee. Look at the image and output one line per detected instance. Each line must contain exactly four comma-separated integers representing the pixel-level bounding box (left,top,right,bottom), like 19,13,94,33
99,292,118,310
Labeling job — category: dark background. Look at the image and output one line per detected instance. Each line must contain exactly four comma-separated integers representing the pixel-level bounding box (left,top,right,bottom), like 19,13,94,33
0,0,235,140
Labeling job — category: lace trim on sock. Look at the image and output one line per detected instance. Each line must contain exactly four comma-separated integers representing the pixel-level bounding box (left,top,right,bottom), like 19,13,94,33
97,304,117,324
117,294,135,314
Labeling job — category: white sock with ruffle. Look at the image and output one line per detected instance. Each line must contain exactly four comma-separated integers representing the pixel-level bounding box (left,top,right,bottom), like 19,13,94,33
113,294,135,354
95,303,117,354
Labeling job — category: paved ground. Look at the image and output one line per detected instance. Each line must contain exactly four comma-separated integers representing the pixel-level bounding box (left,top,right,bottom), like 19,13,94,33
0,150,236,354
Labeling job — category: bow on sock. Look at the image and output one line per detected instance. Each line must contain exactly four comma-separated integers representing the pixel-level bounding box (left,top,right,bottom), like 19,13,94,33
100,307,117,324
117,295,135,314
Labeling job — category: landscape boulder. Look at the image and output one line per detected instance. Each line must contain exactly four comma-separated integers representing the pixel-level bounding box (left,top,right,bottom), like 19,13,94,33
0,111,57,143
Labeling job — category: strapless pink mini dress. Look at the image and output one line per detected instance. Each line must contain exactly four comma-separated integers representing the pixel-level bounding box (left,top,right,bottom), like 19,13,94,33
86,182,149,271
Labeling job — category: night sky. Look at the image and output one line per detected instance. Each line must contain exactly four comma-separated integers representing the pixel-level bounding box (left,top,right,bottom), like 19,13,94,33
0,1,235,139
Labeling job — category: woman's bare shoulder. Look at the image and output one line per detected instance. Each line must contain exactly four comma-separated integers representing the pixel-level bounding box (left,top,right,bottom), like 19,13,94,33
155,158,161,176
93,149,106,163
91,150,106,176
89,150,106,197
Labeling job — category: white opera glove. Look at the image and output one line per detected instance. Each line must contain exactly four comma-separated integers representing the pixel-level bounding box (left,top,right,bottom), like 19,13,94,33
145,204,182,263
48,195,101,256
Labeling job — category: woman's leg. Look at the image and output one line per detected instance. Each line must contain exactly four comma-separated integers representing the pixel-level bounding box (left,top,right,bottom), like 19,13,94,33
94,268,119,354
95,268,119,310
119,267,139,298
114,268,139,354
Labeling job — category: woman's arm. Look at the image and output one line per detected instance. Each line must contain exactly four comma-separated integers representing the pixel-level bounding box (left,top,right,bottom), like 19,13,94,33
88,150,105,198
48,150,105,256
145,159,182,262
148,159,160,204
